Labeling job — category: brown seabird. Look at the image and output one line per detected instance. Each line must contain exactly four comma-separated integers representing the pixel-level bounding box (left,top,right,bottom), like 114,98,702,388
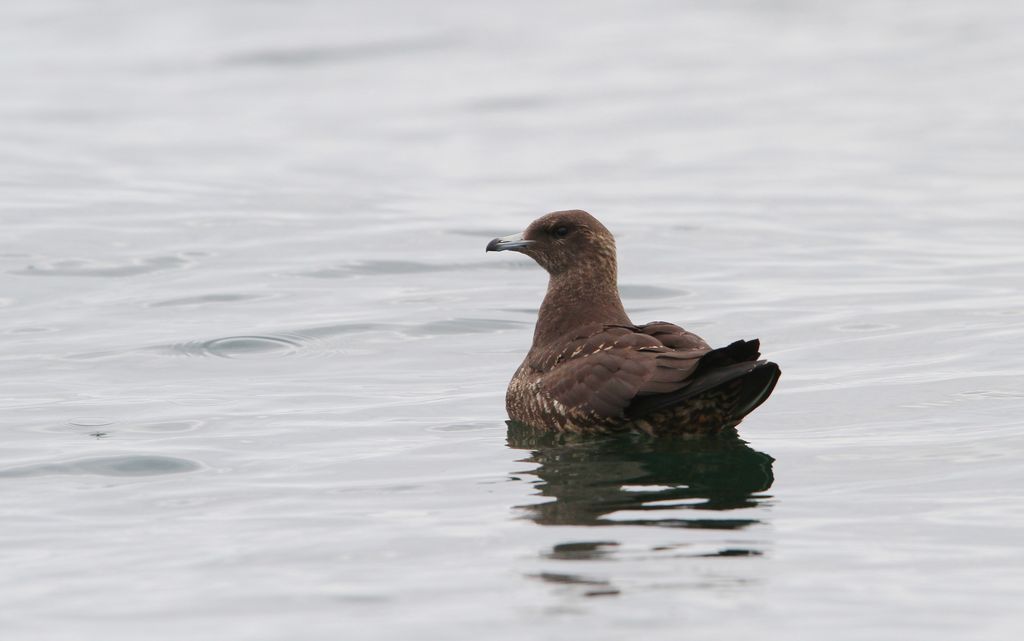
486,210,780,434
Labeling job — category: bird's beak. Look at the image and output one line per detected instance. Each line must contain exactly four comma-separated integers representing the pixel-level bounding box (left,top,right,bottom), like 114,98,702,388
486,232,534,253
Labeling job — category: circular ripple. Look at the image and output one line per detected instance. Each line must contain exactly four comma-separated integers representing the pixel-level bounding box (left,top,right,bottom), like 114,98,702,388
171,335,303,359
164,324,360,359
205,335,301,359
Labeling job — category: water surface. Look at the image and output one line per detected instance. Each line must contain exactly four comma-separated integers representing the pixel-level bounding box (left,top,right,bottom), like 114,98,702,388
2,1,1023,639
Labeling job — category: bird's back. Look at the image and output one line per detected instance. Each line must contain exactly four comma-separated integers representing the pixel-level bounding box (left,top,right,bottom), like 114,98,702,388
507,322,780,434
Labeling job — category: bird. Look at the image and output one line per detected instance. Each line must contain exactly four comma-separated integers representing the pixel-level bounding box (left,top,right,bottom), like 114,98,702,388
486,209,780,435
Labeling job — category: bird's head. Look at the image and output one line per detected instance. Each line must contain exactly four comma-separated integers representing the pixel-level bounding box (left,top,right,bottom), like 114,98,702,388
486,209,617,276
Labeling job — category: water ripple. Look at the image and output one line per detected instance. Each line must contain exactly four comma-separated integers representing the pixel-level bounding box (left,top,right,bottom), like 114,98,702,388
170,335,305,359
301,260,453,278
12,256,188,278
300,259,513,278
148,293,268,308
0,455,201,478
405,318,527,336
130,420,205,433
69,322,390,362
220,37,455,68
68,417,114,427
162,321,393,359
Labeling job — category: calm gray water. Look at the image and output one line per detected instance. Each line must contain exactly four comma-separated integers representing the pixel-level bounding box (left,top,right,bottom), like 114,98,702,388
2,1,1023,639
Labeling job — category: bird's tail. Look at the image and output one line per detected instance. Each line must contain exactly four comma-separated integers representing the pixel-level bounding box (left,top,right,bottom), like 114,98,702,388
729,360,780,420
626,339,781,423
690,339,780,421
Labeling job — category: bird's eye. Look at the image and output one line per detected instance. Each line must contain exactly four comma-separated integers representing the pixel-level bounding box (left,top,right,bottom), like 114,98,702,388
553,226,570,238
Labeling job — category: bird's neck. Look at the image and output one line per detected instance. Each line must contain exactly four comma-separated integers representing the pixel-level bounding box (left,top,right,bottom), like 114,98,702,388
531,263,631,350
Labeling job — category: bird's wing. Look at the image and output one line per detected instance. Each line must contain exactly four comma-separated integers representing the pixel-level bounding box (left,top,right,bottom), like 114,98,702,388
528,322,712,422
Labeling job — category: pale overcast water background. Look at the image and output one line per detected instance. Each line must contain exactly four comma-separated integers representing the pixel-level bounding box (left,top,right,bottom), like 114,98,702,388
2,1,1023,639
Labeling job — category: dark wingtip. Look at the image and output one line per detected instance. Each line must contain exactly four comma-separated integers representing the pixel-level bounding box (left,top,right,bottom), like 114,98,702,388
696,339,762,373
731,361,781,420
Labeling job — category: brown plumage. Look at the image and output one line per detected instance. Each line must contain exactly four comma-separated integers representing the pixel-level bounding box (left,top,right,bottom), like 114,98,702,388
486,210,780,435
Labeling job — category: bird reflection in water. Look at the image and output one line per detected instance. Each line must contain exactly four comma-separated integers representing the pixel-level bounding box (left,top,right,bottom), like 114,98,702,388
506,421,775,529
507,422,775,596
